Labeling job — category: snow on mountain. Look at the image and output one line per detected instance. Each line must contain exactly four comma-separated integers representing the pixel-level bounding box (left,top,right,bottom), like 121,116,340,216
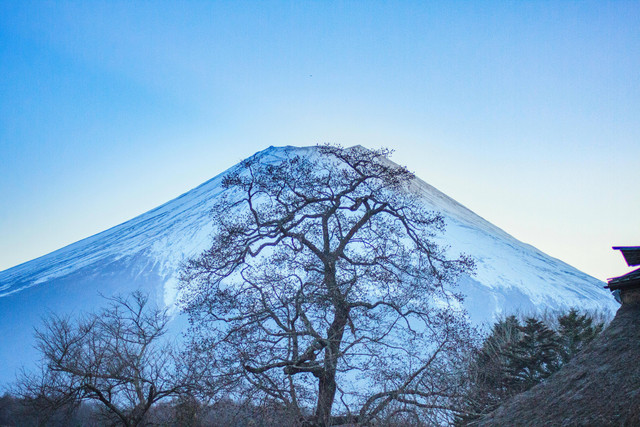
0,145,617,385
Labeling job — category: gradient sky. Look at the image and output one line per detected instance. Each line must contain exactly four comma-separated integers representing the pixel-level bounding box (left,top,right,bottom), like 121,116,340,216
1,1,638,281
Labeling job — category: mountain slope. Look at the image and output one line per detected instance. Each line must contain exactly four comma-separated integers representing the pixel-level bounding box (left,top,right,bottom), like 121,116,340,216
0,145,617,385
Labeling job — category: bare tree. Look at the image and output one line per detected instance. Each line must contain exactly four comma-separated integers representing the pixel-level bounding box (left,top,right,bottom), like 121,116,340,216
180,145,475,426
15,291,197,427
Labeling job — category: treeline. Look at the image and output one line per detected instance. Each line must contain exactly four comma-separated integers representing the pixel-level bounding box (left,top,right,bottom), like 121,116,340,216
0,294,607,426
0,394,304,427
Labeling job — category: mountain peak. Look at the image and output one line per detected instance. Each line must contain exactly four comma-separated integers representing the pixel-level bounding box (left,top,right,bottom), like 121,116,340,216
0,145,617,385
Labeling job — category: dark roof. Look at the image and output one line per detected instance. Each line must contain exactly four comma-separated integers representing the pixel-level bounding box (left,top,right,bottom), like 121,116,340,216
613,246,640,267
607,267,640,291
476,303,640,427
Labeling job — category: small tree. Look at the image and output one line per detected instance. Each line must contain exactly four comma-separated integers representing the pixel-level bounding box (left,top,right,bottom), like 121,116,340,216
557,308,603,363
180,145,475,426
455,316,521,424
15,292,196,427
503,318,561,390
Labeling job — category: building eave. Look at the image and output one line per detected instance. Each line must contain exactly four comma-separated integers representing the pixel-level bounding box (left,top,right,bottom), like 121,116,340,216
612,246,640,267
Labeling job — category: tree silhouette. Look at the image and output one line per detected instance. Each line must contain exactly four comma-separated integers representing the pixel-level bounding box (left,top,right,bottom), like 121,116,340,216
557,308,603,363
16,292,197,427
181,145,475,426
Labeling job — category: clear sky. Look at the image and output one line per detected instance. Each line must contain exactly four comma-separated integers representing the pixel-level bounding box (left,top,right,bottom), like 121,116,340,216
0,1,638,281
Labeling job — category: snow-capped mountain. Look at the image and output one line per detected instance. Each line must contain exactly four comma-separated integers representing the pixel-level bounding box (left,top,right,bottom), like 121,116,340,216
0,145,617,385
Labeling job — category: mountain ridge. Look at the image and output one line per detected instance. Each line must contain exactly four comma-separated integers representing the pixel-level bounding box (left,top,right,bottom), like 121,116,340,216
0,145,617,385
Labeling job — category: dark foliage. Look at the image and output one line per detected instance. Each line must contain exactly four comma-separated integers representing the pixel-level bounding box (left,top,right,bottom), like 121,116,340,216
0,393,317,427
477,303,636,426
503,318,561,390
0,394,101,427
557,308,604,363
456,309,604,425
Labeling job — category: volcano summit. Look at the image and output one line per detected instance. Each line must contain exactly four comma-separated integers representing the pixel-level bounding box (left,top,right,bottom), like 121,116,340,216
0,145,617,385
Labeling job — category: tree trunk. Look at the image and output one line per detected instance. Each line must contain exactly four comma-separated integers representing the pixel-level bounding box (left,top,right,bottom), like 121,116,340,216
315,301,349,426
316,369,337,426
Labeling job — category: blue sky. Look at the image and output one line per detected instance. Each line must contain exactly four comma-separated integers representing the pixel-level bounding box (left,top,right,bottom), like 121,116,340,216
0,1,638,281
